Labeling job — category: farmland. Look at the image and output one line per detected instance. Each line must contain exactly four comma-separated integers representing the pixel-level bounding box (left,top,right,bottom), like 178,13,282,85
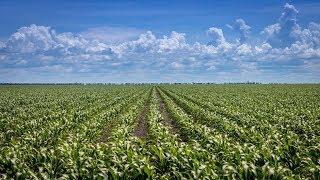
0,84,319,179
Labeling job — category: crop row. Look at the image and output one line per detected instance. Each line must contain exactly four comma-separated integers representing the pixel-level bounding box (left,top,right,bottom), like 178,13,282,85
0,85,319,179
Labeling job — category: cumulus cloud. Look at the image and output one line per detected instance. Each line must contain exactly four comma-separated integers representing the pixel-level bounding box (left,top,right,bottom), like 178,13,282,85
80,26,143,43
207,27,226,46
262,24,281,37
5,25,57,53
228,19,251,43
3,24,119,56
56,33,89,50
117,31,157,53
291,22,320,48
113,31,189,56
257,3,320,61
280,3,299,25
0,41,5,49
262,3,300,47
207,27,232,52
158,31,187,52
235,44,252,56
1,3,320,82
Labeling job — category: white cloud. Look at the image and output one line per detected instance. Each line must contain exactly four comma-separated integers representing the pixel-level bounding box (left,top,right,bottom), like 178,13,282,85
5,24,57,53
257,3,320,63
291,22,320,47
118,31,157,53
235,44,252,56
239,62,259,74
3,24,118,56
113,31,189,55
207,27,232,53
262,3,301,48
207,27,226,46
170,62,184,70
56,32,89,50
80,26,143,43
228,19,251,43
0,41,5,49
158,31,187,52
262,24,281,37
1,2,320,82
280,3,299,25
205,60,217,71
255,43,272,54
206,66,216,71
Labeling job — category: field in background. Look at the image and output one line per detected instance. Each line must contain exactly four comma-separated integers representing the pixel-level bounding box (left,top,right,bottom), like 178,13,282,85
0,84,319,179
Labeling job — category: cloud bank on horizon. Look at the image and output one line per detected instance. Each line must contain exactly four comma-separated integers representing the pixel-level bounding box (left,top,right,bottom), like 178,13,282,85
0,3,319,83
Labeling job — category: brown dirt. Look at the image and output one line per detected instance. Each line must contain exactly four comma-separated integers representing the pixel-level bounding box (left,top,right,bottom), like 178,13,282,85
156,88,187,142
99,91,146,143
133,94,151,139
99,123,113,143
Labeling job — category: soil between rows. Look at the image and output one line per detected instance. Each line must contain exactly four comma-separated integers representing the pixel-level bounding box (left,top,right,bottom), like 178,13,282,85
99,91,146,143
156,88,187,142
99,123,113,143
133,92,151,139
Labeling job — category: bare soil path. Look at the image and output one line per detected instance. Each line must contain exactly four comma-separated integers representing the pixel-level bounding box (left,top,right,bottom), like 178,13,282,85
99,123,113,143
133,90,152,139
156,88,187,142
99,91,147,143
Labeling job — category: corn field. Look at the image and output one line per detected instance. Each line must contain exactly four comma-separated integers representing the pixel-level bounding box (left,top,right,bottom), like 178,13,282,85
0,84,319,179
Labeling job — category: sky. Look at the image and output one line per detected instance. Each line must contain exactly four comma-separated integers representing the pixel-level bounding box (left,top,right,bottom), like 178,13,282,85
0,0,319,83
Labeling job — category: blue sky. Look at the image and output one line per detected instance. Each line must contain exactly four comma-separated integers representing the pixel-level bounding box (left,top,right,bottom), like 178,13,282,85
0,0,319,83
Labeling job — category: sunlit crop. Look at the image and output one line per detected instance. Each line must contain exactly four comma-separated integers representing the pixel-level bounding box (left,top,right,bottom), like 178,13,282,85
0,84,319,179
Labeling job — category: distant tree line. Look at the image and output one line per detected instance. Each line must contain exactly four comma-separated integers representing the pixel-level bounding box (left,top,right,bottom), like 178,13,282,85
0,82,317,85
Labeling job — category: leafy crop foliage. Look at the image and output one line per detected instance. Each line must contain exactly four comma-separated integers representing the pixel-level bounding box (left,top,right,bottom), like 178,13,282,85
0,84,319,179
